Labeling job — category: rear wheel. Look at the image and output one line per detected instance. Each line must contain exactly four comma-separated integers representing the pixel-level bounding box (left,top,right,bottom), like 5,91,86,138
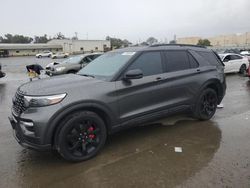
193,88,218,120
56,111,107,162
239,64,247,75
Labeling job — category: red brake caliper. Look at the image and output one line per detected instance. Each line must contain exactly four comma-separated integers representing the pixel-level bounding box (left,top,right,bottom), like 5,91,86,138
88,126,95,139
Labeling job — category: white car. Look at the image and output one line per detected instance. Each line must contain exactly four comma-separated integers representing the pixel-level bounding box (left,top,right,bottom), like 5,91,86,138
51,52,69,59
219,53,249,74
240,51,250,56
35,51,53,58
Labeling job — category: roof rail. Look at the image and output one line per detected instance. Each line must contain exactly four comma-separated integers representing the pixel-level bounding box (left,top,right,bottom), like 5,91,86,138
150,43,207,48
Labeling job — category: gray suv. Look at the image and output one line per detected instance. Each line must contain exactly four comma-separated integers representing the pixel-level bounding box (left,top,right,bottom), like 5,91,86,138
45,53,102,76
9,44,226,162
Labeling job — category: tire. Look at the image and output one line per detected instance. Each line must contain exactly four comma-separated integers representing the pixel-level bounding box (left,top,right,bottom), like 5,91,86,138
67,70,76,74
239,64,247,75
193,88,218,120
38,55,42,58
56,111,107,162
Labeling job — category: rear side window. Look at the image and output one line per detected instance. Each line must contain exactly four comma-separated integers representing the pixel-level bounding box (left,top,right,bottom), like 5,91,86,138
231,55,243,60
196,51,221,66
128,51,163,76
164,51,190,72
188,53,199,68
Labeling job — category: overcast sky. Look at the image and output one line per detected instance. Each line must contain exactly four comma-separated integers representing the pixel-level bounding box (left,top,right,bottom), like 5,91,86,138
1,0,250,43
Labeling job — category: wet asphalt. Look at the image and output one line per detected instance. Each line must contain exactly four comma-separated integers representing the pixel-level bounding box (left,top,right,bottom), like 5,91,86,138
0,57,250,188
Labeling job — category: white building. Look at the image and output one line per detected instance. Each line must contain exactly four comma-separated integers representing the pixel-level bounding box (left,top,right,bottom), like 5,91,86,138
47,39,111,54
0,43,62,56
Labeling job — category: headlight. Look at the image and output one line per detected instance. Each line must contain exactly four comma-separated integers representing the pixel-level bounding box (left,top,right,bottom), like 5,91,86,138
24,93,66,107
55,67,66,72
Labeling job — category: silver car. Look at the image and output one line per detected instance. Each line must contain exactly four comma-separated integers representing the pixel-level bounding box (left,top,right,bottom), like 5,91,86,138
45,53,103,76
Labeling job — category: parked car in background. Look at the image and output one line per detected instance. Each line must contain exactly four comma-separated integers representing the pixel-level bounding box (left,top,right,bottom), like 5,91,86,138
51,52,69,59
0,63,6,78
224,49,241,54
240,51,250,56
45,53,102,76
9,45,226,162
36,51,53,58
219,53,249,74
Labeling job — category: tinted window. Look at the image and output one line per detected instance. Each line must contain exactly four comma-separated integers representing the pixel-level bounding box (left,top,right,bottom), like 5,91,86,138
82,56,92,63
164,51,189,72
197,51,221,66
231,55,243,60
128,52,163,76
188,53,199,68
224,55,231,62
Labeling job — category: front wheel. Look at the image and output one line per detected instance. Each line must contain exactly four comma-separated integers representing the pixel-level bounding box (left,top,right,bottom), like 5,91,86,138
193,88,218,120
56,111,107,162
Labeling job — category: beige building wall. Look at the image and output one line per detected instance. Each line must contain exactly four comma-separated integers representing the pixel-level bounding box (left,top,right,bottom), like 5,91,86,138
177,37,201,45
177,32,250,47
48,39,111,54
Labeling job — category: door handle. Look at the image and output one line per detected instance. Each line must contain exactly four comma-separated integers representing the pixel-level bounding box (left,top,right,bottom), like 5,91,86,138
154,77,167,82
196,68,201,73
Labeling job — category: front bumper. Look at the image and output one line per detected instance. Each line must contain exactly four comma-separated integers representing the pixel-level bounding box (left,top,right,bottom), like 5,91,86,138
45,70,63,76
9,115,51,151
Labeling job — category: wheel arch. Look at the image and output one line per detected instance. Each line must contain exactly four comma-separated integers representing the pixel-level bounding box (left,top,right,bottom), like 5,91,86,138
45,102,115,147
198,79,224,104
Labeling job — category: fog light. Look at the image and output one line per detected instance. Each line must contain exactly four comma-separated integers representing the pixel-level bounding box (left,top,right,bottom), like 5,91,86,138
20,121,34,135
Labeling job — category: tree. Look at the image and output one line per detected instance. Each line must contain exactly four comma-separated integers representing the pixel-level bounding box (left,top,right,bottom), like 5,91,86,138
140,41,149,46
197,39,211,46
54,32,66,40
0,34,33,43
169,40,176,44
34,34,49,43
105,36,131,49
146,37,158,45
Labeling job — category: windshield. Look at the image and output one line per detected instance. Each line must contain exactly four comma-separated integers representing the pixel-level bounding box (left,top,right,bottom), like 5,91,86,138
63,56,82,64
78,52,136,81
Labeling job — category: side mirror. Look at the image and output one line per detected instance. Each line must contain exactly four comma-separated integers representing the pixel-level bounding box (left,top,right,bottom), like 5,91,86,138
124,69,143,80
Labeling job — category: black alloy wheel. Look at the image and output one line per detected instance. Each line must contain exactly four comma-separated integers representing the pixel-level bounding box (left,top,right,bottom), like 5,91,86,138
193,88,218,120
239,64,247,75
56,111,107,162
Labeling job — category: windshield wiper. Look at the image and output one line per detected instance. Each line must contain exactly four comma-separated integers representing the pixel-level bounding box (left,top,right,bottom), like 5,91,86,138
81,74,95,78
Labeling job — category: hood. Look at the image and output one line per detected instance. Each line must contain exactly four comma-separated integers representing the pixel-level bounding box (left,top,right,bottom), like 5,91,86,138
19,74,103,96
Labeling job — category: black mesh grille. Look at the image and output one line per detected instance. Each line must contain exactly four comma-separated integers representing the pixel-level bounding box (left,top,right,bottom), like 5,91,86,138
12,90,27,115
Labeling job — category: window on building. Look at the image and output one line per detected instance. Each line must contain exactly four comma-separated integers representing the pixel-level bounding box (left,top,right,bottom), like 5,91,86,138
80,47,84,51
32,49,36,52
16,51,19,53
95,47,98,50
